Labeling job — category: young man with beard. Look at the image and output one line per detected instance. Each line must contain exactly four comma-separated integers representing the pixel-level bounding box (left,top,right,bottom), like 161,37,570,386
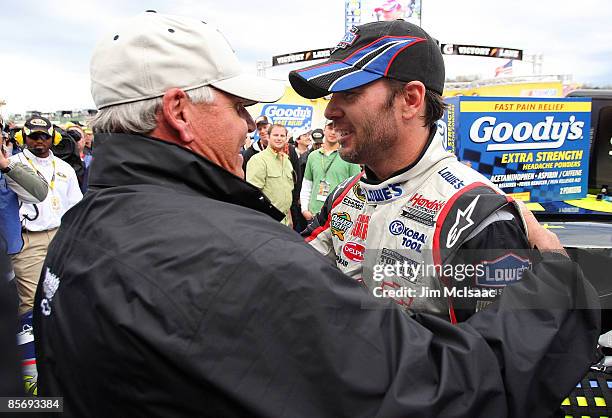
246,124,295,226
33,12,599,417
292,20,540,322
300,121,361,222
7,116,82,314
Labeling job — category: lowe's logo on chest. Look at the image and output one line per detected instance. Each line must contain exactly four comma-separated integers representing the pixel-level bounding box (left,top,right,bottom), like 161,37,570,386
366,183,402,203
476,253,531,287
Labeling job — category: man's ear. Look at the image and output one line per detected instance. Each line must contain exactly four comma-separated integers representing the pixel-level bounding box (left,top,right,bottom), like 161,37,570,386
160,88,194,145
398,81,426,121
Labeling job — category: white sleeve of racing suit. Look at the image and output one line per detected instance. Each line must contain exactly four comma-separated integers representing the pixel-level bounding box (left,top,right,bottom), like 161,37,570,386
300,179,313,213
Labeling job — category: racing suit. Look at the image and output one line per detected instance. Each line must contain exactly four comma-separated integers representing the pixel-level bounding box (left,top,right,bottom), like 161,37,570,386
303,130,532,322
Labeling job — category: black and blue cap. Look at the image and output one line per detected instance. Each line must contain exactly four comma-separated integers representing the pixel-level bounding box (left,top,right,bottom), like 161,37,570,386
289,19,445,99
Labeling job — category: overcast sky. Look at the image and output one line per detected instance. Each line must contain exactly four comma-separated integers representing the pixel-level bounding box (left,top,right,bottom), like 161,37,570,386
1,0,611,115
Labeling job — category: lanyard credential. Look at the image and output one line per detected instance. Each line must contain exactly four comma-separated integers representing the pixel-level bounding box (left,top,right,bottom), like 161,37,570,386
24,154,56,191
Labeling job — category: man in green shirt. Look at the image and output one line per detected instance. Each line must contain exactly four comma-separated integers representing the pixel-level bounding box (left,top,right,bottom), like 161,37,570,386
300,122,361,220
246,124,294,226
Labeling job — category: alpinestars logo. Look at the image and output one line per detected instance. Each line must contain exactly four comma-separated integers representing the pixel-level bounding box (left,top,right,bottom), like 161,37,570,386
446,195,480,248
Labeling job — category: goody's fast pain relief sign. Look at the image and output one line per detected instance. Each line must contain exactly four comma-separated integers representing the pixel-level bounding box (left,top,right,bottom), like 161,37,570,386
260,103,313,138
441,97,591,202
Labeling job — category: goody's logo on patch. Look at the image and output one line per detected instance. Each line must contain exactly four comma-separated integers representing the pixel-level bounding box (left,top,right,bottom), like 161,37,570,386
477,253,531,287
331,212,353,241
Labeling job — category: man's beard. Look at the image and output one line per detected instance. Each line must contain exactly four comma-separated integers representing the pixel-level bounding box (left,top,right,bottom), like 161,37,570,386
339,107,398,165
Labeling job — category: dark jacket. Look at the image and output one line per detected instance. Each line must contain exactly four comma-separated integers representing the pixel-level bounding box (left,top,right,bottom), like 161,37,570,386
34,133,600,418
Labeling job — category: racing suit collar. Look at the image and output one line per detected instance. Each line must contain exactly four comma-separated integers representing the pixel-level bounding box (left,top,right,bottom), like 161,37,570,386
88,133,285,221
361,125,440,185
359,126,454,204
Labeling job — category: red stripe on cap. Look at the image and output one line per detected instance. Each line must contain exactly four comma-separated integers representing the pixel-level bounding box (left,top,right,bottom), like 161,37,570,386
342,35,417,66
383,37,426,76
305,173,364,243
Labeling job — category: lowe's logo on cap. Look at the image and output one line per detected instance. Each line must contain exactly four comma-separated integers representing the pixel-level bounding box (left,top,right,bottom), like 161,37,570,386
469,115,584,151
477,253,531,287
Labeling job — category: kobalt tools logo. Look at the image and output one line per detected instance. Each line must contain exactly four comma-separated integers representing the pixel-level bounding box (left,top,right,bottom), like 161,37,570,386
388,220,426,252
343,242,365,262
469,115,584,151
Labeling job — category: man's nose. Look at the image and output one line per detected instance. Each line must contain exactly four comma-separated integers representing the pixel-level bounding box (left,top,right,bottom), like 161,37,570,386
324,95,343,121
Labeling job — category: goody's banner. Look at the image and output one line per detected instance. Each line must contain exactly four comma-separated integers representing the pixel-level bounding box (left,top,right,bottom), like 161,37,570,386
260,104,314,138
441,97,591,202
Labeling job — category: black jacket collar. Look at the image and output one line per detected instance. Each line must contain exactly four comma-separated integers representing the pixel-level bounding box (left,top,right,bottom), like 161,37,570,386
89,133,284,221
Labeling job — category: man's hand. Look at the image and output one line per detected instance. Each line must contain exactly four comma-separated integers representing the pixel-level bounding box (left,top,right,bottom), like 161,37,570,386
302,210,314,221
516,200,568,257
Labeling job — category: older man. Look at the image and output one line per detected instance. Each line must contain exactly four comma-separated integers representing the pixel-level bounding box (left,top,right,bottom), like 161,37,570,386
34,12,598,418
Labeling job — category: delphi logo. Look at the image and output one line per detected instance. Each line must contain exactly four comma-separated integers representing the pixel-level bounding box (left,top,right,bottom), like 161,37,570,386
469,115,584,151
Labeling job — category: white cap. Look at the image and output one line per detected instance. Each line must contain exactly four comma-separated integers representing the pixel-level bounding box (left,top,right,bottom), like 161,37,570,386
292,127,310,139
90,11,284,109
